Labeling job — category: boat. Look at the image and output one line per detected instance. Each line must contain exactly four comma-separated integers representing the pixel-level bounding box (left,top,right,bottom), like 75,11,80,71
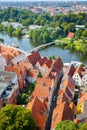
9,43,19,48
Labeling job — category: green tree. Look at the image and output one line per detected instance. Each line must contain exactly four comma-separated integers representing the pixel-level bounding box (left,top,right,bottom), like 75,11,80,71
80,123,87,130
85,22,87,28
0,104,36,130
14,28,22,37
7,25,14,35
0,24,5,31
67,23,76,32
82,30,87,38
0,38,4,42
75,28,82,39
55,120,84,130
17,93,29,104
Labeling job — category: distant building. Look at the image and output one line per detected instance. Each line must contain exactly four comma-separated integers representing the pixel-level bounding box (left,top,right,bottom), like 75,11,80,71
76,25,85,30
22,28,29,34
31,7,43,14
1,22,23,29
1,21,10,27
10,22,23,29
29,25,42,30
67,32,75,39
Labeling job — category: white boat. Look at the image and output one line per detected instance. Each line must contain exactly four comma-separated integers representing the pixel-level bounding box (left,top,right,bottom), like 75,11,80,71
9,43,19,48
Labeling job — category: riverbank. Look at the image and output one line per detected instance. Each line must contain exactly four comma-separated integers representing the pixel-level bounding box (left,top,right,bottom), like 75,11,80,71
55,38,87,55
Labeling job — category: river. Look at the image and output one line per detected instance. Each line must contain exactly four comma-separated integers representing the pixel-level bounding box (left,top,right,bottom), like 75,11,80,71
0,33,87,64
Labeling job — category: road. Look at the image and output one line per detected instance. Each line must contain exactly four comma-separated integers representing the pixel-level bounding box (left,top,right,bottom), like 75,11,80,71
45,74,63,130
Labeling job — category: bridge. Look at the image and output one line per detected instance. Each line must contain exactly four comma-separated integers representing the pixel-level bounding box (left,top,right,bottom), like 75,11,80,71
27,42,55,54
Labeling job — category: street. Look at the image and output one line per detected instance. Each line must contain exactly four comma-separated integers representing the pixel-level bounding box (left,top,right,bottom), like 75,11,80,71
45,74,63,130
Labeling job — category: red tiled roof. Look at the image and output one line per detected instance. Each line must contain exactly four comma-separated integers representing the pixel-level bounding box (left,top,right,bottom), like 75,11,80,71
58,77,75,103
74,118,79,124
27,51,41,66
27,97,48,129
51,102,74,129
32,77,53,107
67,32,75,38
45,59,53,68
62,76,75,92
74,65,85,74
52,57,63,74
67,64,75,77
38,57,48,66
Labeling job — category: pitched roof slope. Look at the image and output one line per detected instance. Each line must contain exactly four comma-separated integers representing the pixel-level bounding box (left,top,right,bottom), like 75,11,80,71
27,97,48,129
51,102,73,129
27,51,41,66
38,57,48,66
67,64,75,77
74,65,85,74
52,57,63,74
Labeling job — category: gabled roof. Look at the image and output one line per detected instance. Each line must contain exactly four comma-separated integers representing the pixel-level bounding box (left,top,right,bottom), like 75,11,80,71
27,97,48,129
67,64,75,77
62,76,75,92
38,57,48,66
57,92,69,104
27,51,41,66
32,77,53,107
45,59,53,69
52,57,63,74
48,71,57,79
74,65,85,75
58,77,75,103
51,102,74,129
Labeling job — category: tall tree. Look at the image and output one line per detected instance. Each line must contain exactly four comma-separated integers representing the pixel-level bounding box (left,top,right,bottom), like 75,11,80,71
0,104,36,130
55,120,87,130
75,28,82,39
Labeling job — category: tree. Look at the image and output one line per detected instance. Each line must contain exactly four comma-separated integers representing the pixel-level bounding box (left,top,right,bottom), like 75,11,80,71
75,28,82,39
67,23,76,32
55,120,87,130
7,25,14,35
17,93,29,105
80,123,87,130
0,38,4,42
55,120,78,130
14,28,22,37
82,30,87,38
0,104,36,130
